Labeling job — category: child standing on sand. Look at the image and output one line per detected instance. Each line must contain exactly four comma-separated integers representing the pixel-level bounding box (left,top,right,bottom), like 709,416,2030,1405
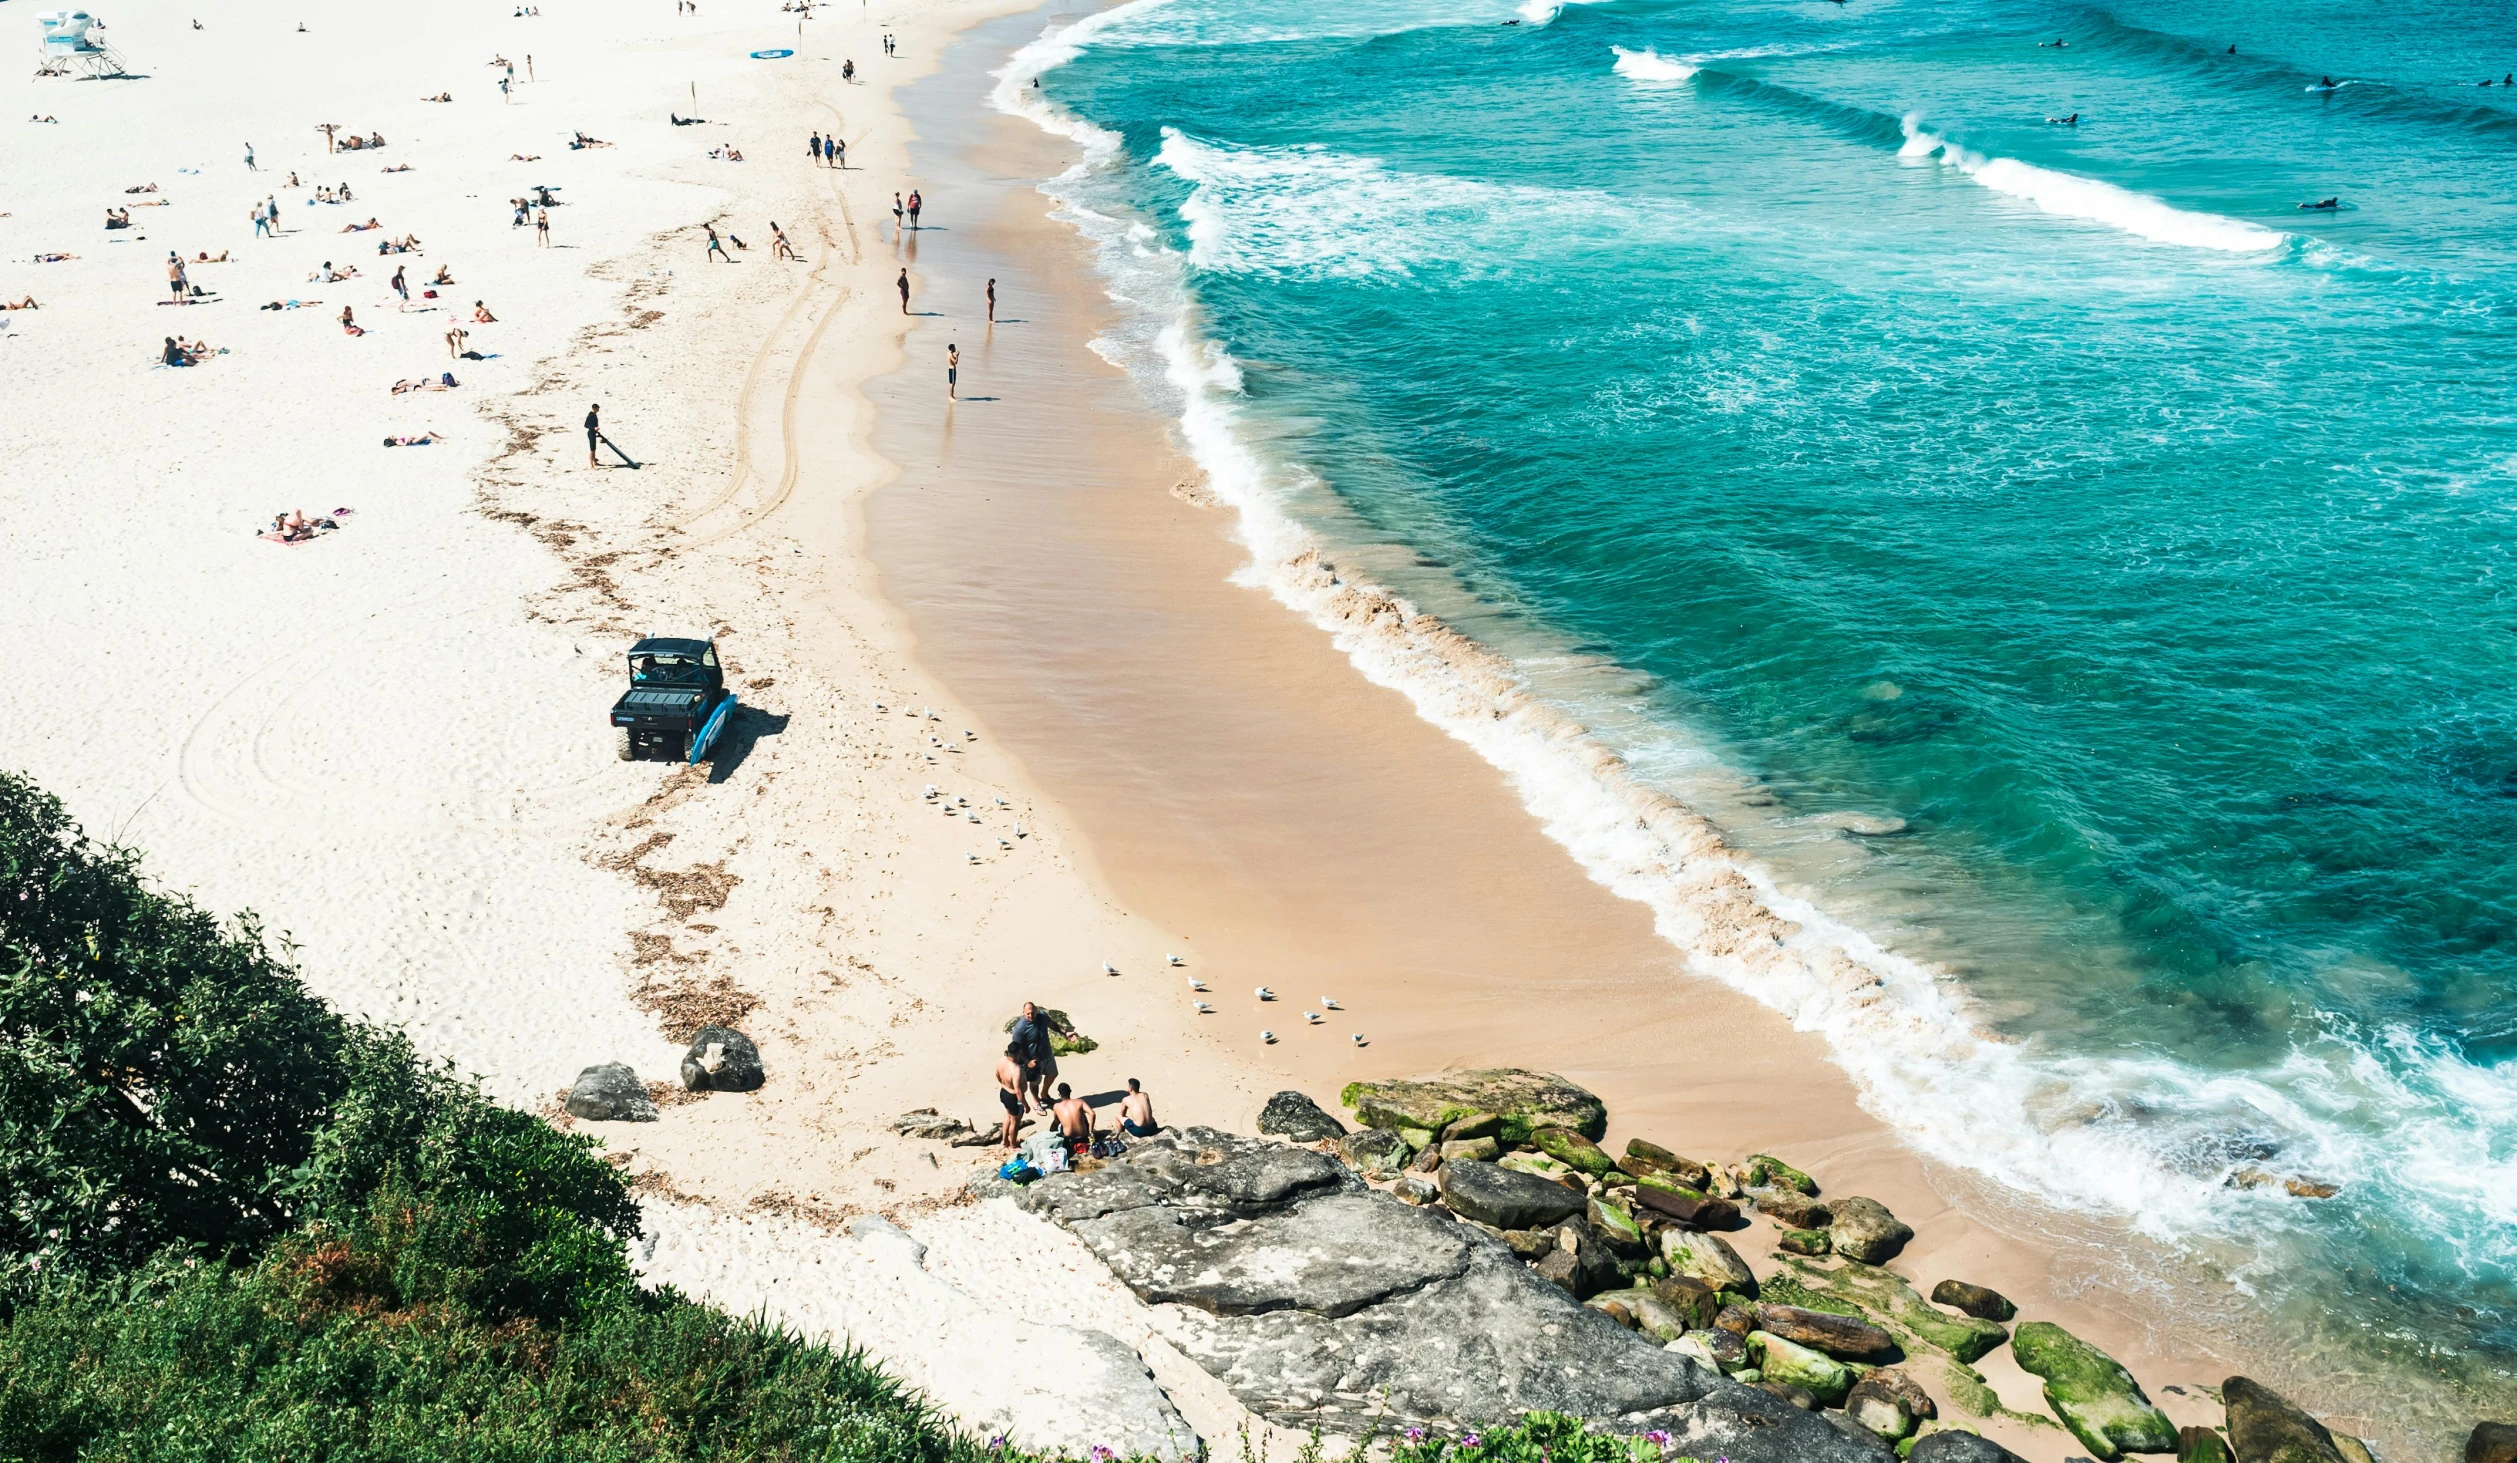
535,208,550,246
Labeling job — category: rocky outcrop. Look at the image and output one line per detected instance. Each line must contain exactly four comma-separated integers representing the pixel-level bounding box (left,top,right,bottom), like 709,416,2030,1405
2221,1377,2344,1463
1341,1070,1607,1144
1014,1128,1887,1461
1437,1159,1586,1231
1827,1197,1912,1264
1257,1090,1346,1143
679,1025,763,1092
2471,1422,2517,1463
2010,1321,2177,1459
1931,1279,2016,1322
564,1061,657,1121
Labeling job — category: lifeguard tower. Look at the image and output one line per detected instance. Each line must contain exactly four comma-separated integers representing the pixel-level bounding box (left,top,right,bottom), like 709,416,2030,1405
35,10,134,79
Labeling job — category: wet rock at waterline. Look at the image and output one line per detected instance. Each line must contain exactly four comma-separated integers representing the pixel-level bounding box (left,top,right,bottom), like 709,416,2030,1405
2010,1322,2177,1459
1931,1279,2017,1323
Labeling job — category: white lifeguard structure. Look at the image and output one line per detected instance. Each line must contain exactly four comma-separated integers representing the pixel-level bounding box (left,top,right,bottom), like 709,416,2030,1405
35,10,134,79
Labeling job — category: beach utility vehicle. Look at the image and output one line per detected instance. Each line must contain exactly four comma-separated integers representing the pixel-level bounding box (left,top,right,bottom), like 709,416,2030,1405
610,637,736,763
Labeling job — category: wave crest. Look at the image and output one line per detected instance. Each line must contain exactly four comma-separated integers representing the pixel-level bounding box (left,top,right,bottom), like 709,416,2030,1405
1899,116,2287,253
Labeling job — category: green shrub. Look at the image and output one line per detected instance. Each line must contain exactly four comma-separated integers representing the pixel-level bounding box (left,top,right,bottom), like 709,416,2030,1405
0,774,352,1296
1386,1411,1695,1463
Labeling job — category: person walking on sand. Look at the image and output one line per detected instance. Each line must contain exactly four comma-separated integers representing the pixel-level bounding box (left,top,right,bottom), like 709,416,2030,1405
906,189,922,230
830,134,845,168
390,264,408,304
252,203,271,239
535,208,551,246
986,277,996,323
166,252,188,302
891,192,904,235
946,342,958,399
705,223,732,262
526,53,534,80
995,1043,1025,1151
897,267,910,314
1118,1077,1157,1138
809,131,823,165
245,141,256,171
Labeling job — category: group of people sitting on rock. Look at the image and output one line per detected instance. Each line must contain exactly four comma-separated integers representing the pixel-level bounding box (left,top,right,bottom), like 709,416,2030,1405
992,1000,1160,1155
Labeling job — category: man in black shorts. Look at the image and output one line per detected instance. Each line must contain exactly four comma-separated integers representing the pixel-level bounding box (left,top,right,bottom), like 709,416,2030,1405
994,1042,1025,1150
1011,1000,1058,1113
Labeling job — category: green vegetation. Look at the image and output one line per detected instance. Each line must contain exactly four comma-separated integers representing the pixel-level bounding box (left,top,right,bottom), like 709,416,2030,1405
1384,1412,1697,1463
0,771,1018,1461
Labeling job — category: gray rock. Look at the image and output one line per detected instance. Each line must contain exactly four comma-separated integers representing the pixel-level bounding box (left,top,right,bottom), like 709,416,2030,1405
1829,1197,1913,1264
1930,1279,2016,1322
1339,1126,1412,1175
1441,1136,1501,1164
1393,1174,1441,1206
1017,1127,1889,1461
1748,1187,1830,1228
1908,1432,2024,1463
1257,1090,1347,1143
1755,1302,1899,1362
1439,1159,1586,1231
679,1026,764,1093
1072,1192,1474,1319
565,1061,657,1121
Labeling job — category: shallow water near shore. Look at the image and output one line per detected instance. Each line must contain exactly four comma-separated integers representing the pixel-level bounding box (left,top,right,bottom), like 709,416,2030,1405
875,0,2517,1449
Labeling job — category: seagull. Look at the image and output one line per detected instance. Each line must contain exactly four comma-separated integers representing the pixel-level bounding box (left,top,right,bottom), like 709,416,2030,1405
923,784,938,799
997,838,1011,850
1254,986,1275,1001
1188,978,1207,991
1351,1033,1368,1047
1260,1030,1277,1044
1167,953,1185,966
1321,997,1341,1010
1014,823,1028,838
965,729,978,740
1192,1001,1212,1013
967,853,981,864
1104,962,1119,976
1303,1011,1321,1024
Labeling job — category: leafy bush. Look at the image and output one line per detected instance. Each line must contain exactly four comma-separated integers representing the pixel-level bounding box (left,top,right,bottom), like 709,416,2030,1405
0,774,352,1296
1386,1412,1699,1463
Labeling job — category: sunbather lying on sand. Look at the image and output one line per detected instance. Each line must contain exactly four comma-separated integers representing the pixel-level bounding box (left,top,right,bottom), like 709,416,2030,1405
2,297,37,309
390,372,459,393
192,250,231,263
383,431,445,446
569,132,611,148
382,163,413,173
269,509,343,541
124,183,159,194
423,92,451,102
34,252,74,262
343,218,382,232
510,152,541,161
257,298,322,310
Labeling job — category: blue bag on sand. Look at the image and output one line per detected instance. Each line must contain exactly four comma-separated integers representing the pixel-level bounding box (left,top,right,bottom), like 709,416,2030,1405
998,1159,1040,1184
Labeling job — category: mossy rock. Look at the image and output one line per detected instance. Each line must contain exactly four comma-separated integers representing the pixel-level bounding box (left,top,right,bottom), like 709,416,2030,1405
1622,1138,1712,1189
1778,1227,1831,1256
1745,1153,1818,1195
1340,1069,1606,1143
2176,1426,2233,1463
1749,1331,1852,1407
2011,1321,2177,1459
1789,1258,2009,1364
1532,1125,1617,1176
1758,1275,1868,1319
1498,1150,1575,1180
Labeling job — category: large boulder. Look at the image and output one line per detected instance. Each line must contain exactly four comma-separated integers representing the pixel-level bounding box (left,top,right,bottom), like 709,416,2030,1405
1663,1229,1756,1292
564,1061,658,1121
1828,1197,1912,1264
1341,1069,1607,1143
679,1025,764,1092
2010,1321,2177,1459
1755,1302,1898,1362
1257,1090,1346,1142
1931,1279,2016,1322
1014,1128,1888,1461
1745,1154,1818,1195
1795,1259,2009,1363
2180,1427,2235,1463
1438,1159,1586,1231
2221,1377,2344,1463
2472,1422,2517,1463
1748,1188,1830,1228
1909,1431,2025,1462
1339,1126,1411,1175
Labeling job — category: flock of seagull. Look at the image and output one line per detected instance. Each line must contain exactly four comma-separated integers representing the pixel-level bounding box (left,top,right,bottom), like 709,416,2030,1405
1121,953,1363,1047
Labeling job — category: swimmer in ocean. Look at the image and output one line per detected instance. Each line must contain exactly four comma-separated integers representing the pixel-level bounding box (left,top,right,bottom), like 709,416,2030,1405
2298,197,2339,210
2045,112,2079,125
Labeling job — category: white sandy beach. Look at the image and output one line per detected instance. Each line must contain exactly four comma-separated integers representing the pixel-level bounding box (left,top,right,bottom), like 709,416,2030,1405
0,2,2307,1460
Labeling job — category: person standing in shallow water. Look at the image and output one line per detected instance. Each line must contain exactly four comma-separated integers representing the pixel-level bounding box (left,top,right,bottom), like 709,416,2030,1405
946,343,958,399
986,277,996,323
896,268,910,314
891,192,903,236
906,190,922,230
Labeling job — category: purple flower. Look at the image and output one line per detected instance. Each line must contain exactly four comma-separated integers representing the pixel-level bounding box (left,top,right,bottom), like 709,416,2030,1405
1643,1434,1671,1448
1404,1430,1427,1443
987,1438,1007,1452
1462,1434,1482,1449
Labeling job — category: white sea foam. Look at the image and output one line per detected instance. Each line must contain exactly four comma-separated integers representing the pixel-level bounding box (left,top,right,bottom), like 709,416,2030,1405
1900,117,2287,253
987,8,2517,1265
1611,46,1698,82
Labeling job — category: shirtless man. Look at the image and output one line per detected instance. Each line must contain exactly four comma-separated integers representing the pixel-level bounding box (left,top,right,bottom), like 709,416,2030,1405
1050,1083,1094,1152
994,1042,1026,1150
1117,1077,1157,1138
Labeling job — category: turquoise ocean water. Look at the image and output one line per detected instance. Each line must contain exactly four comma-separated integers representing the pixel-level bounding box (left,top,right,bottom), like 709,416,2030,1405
995,0,2517,1431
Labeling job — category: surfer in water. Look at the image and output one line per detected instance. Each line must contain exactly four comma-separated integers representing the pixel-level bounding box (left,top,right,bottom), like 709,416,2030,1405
2315,75,2340,89
2045,112,2080,125
2298,197,2340,210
